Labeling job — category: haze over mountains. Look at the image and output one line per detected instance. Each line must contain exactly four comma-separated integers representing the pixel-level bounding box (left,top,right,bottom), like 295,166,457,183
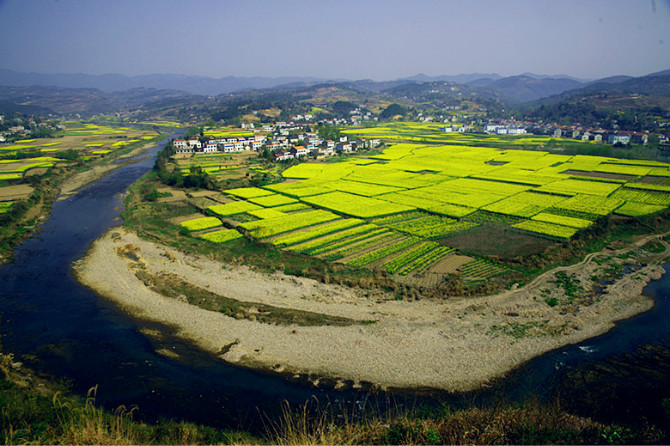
3,68,666,102
0,68,667,119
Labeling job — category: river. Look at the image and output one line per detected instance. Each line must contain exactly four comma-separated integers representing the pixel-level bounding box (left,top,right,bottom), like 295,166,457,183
0,135,668,432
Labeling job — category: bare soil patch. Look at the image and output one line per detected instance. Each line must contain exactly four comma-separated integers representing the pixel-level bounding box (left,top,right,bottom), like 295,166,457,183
0,184,34,201
168,213,206,225
23,168,49,177
156,187,188,203
562,169,637,182
443,225,553,258
637,175,670,186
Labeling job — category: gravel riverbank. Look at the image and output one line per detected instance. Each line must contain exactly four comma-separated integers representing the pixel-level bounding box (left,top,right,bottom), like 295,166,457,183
73,228,666,392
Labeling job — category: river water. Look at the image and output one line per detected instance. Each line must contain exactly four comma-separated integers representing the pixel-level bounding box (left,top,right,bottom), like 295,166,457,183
0,135,668,431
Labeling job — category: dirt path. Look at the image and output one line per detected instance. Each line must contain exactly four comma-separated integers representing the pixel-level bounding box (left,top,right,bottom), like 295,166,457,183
74,228,667,392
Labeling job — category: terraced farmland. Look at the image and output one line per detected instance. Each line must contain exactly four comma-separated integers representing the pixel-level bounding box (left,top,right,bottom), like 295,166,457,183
173,140,670,286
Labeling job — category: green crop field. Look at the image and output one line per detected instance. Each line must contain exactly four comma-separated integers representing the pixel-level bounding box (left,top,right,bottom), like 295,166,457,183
173,136,670,285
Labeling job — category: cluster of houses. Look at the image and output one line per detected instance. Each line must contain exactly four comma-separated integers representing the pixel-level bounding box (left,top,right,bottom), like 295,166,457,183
531,124,656,145
0,115,62,143
173,135,267,154
173,130,382,161
272,135,381,160
483,122,527,135
483,119,665,145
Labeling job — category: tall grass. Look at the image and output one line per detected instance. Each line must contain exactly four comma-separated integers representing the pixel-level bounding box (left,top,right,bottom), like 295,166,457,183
263,395,666,445
0,352,257,445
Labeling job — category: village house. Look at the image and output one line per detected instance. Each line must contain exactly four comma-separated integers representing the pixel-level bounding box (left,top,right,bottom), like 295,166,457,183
290,146,309,157
318,144,335,157
174,138,194,155
336,142,352,153
204,140,218,153
187,138,202,149
274,150,294,161
607,133,631,145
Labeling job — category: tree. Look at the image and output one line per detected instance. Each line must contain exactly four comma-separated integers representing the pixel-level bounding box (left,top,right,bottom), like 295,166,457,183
380,103,406,120
316,123,341,141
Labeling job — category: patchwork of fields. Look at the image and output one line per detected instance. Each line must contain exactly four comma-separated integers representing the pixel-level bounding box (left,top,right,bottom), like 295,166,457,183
1,122,160,212
178,142,670,285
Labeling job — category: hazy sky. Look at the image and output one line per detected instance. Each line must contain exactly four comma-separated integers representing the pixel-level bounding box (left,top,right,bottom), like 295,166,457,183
0,0,668,81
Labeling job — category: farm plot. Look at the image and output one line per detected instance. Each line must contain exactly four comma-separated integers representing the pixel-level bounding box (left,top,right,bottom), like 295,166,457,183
382,241,453,275
291,225,385,255
512,220,580,240
610,188,670,207
270,218,365,247
549,194,624,218
614,202,667,217
239,209,340,238
179,216,223,232
346,235,420,267
321,231,400,262
302,191,415,218
482,191,567,218
372,211,478,239
170,133,670,287
0,201,13,214
459,259,509,282
536,178,622,197
200,229,244,244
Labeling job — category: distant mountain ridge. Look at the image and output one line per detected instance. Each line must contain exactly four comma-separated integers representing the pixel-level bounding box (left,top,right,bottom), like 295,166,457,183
0,69,333,96
0,69,667,118
0,68,611,100
466,75,586,103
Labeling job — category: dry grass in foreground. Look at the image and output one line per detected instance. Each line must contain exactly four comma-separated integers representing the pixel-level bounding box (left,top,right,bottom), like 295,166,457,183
265,398,665,445
2,349,668,445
